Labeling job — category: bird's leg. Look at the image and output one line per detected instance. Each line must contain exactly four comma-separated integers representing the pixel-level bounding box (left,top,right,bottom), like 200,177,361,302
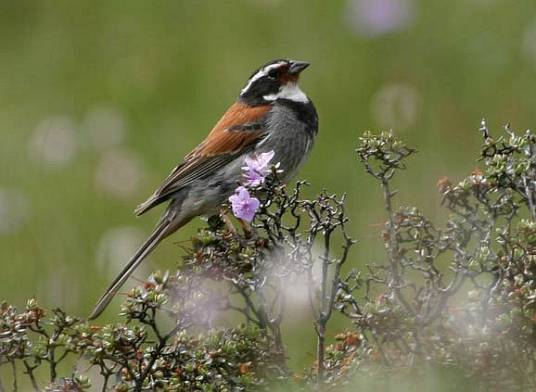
220,208,237,234
239,219,256,239
219,208,256,238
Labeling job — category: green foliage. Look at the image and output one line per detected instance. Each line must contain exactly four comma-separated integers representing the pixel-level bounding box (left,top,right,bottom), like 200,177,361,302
4,124,536,390
1,285,283,391
335,123,536,390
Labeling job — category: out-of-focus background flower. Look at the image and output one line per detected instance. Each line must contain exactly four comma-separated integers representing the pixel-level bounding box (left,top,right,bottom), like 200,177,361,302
1,0,536,370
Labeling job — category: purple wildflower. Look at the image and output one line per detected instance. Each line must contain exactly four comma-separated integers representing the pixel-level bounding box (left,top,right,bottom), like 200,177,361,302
242,151,276,187
228,186,260,222
345,0,414,37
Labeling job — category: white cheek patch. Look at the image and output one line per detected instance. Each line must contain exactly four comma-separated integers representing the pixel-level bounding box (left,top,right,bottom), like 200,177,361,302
263,83,309,103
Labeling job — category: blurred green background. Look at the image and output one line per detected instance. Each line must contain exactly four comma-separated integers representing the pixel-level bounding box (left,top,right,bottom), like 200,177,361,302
2,0,536,374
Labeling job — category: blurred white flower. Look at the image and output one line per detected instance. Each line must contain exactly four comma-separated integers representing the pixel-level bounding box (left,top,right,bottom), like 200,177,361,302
94,149,145,199
28,116,77,167
523,19,536,66
95,226,146,280
281,273,317,323
345,0,415,37
0,188,30,235
271,247,323,325
83,106,126,151
42,266,80,309
371,83,420,130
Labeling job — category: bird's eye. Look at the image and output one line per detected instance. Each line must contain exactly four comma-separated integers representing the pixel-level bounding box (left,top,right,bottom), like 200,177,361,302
268,69,279,78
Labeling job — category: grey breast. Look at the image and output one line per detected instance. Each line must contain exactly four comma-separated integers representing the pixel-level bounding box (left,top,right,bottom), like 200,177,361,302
260,103,314,181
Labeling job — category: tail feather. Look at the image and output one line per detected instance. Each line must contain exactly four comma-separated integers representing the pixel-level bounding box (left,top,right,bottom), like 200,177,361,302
88,218,172,320
134,194,161,216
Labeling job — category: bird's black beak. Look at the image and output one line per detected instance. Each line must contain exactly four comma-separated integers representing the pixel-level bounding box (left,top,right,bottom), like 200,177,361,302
288,61,310,75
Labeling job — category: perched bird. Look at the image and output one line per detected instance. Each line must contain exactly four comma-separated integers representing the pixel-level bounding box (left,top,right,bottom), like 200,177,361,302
89,59,318,319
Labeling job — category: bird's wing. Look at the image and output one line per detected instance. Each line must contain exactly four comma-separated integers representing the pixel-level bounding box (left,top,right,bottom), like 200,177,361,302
135,102,271,215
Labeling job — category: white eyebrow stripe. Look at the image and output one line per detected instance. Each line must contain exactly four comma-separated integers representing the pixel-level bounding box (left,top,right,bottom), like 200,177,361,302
240,61,286,95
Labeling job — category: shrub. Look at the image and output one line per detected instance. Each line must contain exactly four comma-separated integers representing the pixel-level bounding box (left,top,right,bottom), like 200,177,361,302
2,122,536,391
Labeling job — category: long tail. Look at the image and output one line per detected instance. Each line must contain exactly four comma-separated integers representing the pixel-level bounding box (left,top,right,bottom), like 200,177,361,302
88,216,173,320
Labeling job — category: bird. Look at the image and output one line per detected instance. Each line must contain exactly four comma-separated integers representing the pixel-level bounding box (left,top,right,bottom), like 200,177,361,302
89,59,318,319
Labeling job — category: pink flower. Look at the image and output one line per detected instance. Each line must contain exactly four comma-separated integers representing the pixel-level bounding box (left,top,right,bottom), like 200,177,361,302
242,151,276,187
228,186,260,222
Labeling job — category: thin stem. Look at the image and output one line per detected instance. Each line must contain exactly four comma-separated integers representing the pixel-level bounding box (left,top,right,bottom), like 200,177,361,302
381,178,415,315
22,361,39,391
102,374,110,392
316,229,332,382
10,361,17,392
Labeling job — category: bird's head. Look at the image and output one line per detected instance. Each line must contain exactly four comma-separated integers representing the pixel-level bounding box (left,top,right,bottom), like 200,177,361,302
239,59,310,105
